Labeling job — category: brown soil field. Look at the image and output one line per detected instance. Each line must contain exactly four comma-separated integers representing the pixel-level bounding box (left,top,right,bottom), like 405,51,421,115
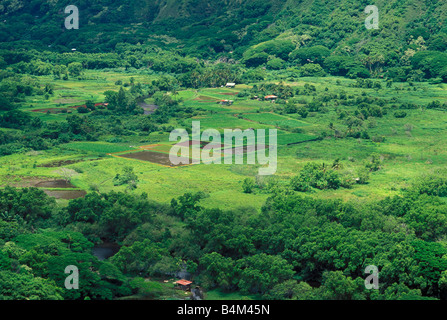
0,176,48,188
37,159,82,167
118,150,191,166
30,108,71,114
37,158,102,168
0,177,87,200
43,190,87,200
34,180,77,188
192,96,219,102
53,98,84,104
221,144,269,155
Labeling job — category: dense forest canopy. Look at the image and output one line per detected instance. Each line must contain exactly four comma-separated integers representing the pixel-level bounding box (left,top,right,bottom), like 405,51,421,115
2,0,447,81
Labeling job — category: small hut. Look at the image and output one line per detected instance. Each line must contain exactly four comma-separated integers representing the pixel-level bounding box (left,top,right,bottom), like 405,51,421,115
264,95,278,102
225,83,236,88
174,279,192,291
218,99,233,106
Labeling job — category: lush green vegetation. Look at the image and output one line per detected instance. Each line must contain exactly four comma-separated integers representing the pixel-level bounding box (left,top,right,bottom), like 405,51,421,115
1,0,447,301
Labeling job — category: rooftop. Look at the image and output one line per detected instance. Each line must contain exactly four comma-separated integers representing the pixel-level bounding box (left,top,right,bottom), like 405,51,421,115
175,279,192,286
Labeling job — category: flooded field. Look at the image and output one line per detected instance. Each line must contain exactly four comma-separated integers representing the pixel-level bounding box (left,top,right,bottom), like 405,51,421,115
116,143,270,167
221,144,269,155
34,180,77,188
173,141,266,153
175,140,216,148
43,189,87,200
31,107,71,114
37,159,82,168
137,101,159,115
37,158,102,168
31,103,106,114
192,95,219,102
35,180,87,200
92,242,121,260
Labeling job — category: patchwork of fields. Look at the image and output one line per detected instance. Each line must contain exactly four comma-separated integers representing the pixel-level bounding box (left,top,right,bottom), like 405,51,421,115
2,71,447,209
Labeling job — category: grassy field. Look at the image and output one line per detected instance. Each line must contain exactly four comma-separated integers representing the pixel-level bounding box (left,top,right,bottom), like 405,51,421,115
2,71,447,212
2,70,447,301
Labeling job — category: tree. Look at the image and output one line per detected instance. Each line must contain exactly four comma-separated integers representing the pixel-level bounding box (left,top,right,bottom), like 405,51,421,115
199,252,238,290
129,277,163,298
0,219,20,241
104,87,137,114
46,252,114,300
366,153,382,172
412,240,447,297
356,167,370,184
317,271,365,300
0,187,55,225
113,166,139,189
67,62,84,77
299,63,326,77
53,65,67,80
266,280,315,300
371,283,430,300
110,239,164,275
85,100,95,110
170,192,206,221
242,178,256,193
290,46,331,65
290,162,342,191
150,256,182,277
242,52,269,68
323,56,361,76
65,192,107,223
56,167,76,183
361,53,385,76
266,58,285,70
236,254,294,294
0,94,15,111
0,271,63,300
386,80,393,88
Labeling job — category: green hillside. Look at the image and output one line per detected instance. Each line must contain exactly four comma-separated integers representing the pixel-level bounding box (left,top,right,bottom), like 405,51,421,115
2,0,447,82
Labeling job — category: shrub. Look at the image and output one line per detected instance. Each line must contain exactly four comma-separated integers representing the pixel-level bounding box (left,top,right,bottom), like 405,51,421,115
290,45,331,64
366,153,382,172
394,111,407,118
242,178,256,193
77,106,89,113
299,63,326,77
290,162,342,191
356,167,370,184
267,58,285,70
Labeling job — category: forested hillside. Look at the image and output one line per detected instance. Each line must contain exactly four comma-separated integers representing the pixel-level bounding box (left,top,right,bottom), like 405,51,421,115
2,0,447,81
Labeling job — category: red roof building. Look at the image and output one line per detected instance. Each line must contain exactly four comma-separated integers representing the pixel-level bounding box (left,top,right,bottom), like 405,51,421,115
175,280,192,286
174,279,193,291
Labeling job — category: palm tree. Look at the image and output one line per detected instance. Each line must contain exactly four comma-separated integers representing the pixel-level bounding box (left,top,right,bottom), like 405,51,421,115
172,84,179,100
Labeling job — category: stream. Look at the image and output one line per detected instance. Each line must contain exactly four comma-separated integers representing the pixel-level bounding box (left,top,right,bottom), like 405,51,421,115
92,242,121,260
